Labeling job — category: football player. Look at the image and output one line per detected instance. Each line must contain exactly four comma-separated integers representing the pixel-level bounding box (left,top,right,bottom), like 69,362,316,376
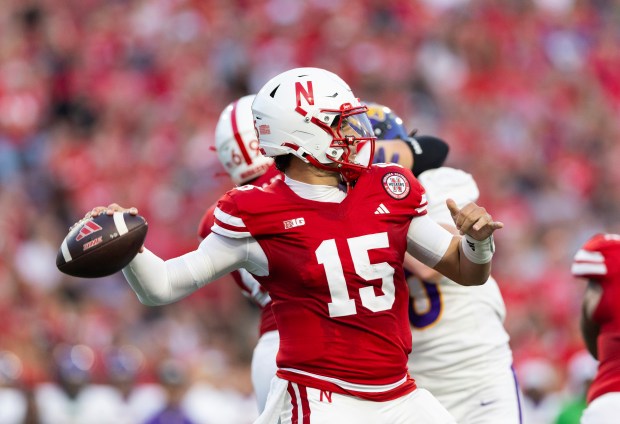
197,94,280,414
366,104,523,423
571,233,620,423
406,167,523,424
202,97,451,414
95,67,502,423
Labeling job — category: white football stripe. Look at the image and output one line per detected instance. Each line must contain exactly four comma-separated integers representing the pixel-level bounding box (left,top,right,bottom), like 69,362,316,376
574,249,605,263
571,262,607,276
113,212,129,235
61,239,72,262
214,207,246,228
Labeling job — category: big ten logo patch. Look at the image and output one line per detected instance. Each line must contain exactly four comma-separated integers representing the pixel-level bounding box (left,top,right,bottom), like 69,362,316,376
283,217,305,229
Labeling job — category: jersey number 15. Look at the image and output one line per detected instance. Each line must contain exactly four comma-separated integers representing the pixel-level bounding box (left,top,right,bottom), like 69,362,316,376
316,232,396,318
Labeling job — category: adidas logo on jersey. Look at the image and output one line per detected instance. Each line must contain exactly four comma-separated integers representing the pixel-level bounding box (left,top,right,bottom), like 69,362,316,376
374,204,390,214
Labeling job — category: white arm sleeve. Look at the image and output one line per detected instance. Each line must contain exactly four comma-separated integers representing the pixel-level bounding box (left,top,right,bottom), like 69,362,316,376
406,214,454,268
122,233,268,306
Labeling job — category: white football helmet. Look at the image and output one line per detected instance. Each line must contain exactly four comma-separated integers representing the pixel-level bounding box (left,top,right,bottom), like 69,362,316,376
215,94,274,185
251,67,376,182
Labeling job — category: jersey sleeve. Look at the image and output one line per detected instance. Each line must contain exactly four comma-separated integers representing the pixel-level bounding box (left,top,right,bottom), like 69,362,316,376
373,163,428,217
572,247,607,279
211,190,253,239
411,175,428,217
572,233,620,280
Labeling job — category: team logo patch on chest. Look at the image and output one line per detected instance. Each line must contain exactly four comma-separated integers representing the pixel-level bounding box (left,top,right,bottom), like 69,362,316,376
382,172,410,199
283,217,305,229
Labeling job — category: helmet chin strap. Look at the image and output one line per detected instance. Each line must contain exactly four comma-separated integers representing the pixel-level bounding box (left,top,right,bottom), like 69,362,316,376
304,153,364,184
284,141,374,184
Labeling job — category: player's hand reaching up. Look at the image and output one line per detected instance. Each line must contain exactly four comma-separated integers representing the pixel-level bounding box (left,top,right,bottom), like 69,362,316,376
446,198,503,241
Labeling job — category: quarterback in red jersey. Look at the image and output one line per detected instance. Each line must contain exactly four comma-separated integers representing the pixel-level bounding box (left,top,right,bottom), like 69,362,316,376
572,233,620,423
94,67,502,423
199,94,453,416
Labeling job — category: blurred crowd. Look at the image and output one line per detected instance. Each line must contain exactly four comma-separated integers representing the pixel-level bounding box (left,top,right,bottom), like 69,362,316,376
1,0,619,422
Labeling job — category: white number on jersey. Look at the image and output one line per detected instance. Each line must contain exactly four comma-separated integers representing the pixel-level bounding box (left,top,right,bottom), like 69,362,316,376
316,232,396,318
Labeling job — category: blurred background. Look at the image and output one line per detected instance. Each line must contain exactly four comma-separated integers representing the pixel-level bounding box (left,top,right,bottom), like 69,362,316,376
0,0,618,422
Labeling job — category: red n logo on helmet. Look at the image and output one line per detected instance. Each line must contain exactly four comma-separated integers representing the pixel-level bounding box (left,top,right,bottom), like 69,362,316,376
295,81,314,115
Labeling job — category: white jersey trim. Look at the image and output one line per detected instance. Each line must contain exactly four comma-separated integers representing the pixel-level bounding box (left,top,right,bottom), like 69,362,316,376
574,249,605,263
214,207,246,228
211,223,251,239
279,367,407,393
572,262,607,276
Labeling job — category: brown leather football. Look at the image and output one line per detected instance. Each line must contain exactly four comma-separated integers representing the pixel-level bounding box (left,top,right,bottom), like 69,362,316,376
57,212,148,278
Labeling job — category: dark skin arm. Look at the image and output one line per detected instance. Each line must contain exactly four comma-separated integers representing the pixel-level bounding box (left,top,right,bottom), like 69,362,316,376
581,279,602,359
429,200,502,286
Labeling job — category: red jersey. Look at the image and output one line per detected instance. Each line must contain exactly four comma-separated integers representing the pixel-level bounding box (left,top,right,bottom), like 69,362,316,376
572,233,620,403
197,164,282,336
213,164,427,400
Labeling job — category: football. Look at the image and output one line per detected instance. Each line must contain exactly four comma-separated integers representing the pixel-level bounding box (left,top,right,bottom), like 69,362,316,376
56,212,148,278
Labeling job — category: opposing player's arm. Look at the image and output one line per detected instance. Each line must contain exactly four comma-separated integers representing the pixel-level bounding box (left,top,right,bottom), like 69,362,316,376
581,279,602,359
407,199,502,286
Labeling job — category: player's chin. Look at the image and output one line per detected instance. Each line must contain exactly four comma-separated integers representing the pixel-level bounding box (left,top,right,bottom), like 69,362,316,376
312,164,340,177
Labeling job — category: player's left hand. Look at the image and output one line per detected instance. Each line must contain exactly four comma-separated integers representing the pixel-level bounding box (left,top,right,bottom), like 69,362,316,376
446,199,503,240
